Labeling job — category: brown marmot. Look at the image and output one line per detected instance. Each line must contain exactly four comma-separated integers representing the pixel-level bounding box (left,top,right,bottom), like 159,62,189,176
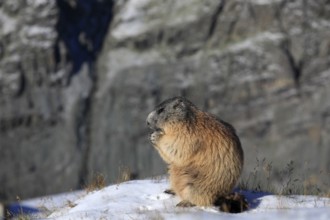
146,97,245,211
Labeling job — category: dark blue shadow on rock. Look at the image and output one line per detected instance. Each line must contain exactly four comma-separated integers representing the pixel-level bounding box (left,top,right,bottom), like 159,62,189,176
55,0,114,81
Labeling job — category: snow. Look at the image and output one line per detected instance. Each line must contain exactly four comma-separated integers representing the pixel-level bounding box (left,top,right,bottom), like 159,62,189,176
21,190,85,213
16,178,330,220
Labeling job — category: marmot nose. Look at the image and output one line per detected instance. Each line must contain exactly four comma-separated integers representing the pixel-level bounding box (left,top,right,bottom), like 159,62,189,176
146,111,155,128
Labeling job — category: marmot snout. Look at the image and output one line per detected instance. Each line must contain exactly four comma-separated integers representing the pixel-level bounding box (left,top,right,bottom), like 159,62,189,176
147,97,244,209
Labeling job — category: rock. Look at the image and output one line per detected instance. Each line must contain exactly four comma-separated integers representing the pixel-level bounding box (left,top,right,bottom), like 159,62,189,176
1,0,330,201
0,0,113,201
93,0,330,192
0,0,80,201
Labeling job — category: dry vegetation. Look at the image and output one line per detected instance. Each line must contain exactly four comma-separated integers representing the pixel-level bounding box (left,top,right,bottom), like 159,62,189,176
117,166,134,184
238,157,329,197
85,173,107,192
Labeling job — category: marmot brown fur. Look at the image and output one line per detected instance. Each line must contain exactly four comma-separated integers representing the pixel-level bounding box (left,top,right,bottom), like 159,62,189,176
146,97,246,211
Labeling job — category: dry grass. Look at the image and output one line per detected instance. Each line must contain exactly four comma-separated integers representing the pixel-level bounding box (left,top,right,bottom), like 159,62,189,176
85,173,107,192
2,196,32,220
84,166,137,192
238,157,327,196
66,200,77,208
238,157,275,193
150,175,167,183
117,166,135,184
325,192,330,198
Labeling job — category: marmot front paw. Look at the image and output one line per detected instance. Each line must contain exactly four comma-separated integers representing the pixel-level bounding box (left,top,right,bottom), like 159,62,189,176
149,132,156,144
149,130,162,145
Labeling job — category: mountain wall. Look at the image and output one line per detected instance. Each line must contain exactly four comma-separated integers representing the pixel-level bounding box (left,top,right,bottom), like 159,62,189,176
1,0,329,201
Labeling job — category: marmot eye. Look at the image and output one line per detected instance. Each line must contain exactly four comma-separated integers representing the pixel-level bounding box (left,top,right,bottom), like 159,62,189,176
157,107,165,114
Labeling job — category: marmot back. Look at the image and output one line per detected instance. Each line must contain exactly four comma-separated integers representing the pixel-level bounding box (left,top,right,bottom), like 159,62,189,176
146,97,244,209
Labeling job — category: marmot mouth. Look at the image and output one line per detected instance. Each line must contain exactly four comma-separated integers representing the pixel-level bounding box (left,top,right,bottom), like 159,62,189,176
146,120,161,131
148,126,163,133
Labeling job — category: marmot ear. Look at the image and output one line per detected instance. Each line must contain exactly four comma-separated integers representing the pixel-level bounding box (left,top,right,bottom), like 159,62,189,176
173,98,185,109
173,99,184,109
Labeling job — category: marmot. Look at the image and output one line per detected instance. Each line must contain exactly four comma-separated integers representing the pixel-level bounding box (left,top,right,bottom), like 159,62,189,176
146,97,246,211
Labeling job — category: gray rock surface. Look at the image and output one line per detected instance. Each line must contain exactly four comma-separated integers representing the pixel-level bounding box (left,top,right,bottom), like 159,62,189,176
0,0,329,201
94,0,330,193
0,0,84,201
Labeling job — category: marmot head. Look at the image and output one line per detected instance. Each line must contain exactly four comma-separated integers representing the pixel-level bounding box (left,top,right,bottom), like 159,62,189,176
146,97,197,132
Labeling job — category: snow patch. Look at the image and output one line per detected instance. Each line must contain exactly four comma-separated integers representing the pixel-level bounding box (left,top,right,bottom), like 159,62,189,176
17,178,330,220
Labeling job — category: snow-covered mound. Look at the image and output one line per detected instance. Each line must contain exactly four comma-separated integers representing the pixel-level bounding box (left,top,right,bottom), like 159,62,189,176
26,179,330,219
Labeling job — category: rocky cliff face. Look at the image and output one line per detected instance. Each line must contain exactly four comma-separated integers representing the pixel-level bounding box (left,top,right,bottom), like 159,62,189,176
0,0,113,201
1,0,329,201
93,0,330,192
